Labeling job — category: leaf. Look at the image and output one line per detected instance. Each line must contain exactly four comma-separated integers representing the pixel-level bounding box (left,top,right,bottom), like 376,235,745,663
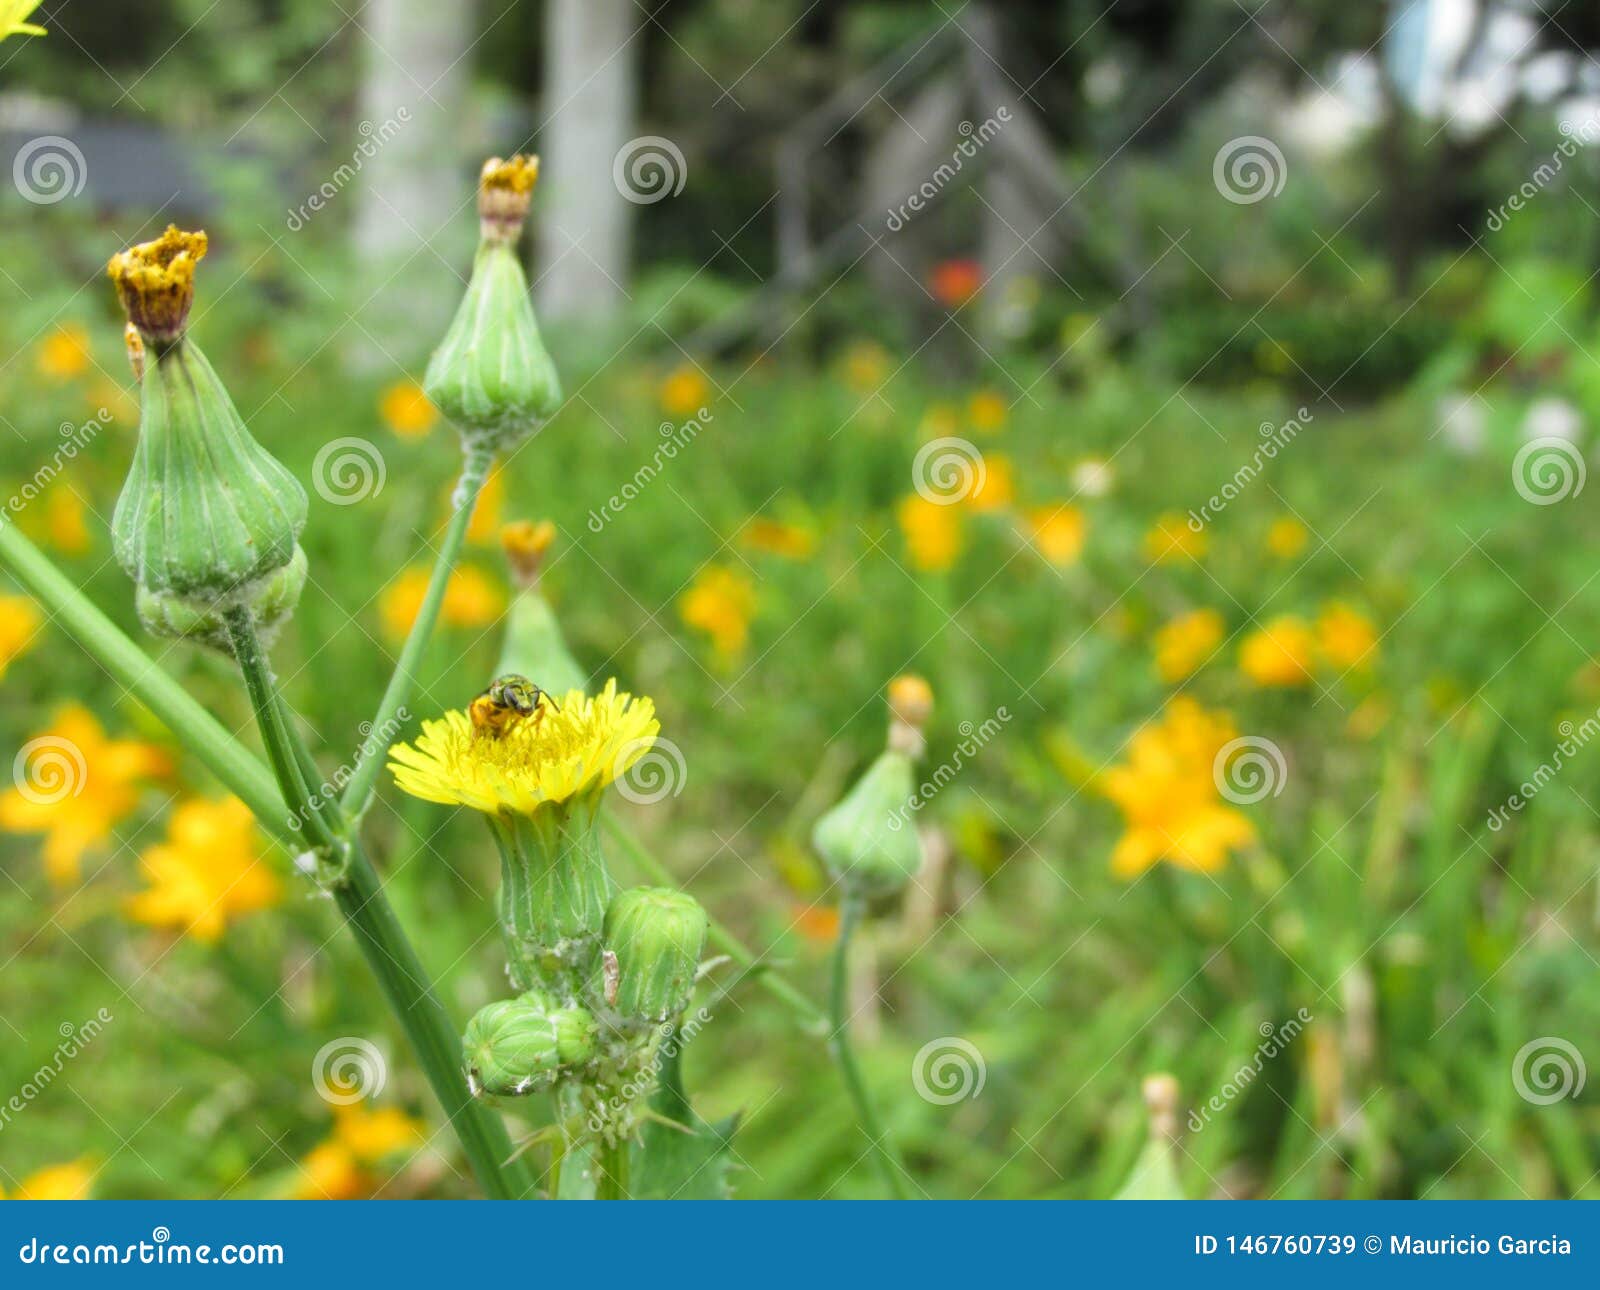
630,1040,740,1199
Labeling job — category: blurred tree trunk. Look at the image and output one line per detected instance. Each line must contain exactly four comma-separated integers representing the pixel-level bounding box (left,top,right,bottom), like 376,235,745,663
537,0,639,332
352,0,475,364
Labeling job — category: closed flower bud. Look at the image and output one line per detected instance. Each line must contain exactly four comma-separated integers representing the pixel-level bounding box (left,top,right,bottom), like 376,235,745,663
108,228,307,603
136,544,307,652
811,749,921,897
496,521,587,695
424,157,561,454
462,997,596,1097
602,886,708,1021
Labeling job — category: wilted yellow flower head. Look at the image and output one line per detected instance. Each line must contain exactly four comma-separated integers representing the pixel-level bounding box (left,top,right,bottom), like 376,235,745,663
107,225,208,343
478,154,540,240
501,518,558,585
1240,615,1315,687
389,680,658,816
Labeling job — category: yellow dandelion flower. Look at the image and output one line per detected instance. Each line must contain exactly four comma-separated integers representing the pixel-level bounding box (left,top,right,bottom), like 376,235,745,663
380,566,505,640
679,565,756,660
968,389,1008,434
124,798,280,943
1145,512,1207,565
1240,615,1315,687
289,1141,370,1201
1266,517,1308,559
379,380,438,439
389,680,657,817
1152,608,1224,683
7,1159,94,1200
36,323,90,381
1100,697,1255,878
0,705,169,886
333,1104,425,1163
0,594,41,680
964,452,1015,513
1316,601,1378,671
740,516,817,560
659,364,709,418
1025,504,1086,567
896,494,963,573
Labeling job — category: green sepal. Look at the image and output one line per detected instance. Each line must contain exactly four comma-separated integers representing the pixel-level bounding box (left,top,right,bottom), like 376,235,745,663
136,543,307,653
424,240,561,453
602,886,708,1021
112,339,307,599
811,749,921,897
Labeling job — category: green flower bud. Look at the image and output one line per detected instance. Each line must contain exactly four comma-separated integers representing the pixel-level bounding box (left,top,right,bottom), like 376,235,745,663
108,228,307,602
811,749,921,897
424,157,561,454
602,887,708,1021
136,544,307,652
462,997,596,1097
496,521,587,695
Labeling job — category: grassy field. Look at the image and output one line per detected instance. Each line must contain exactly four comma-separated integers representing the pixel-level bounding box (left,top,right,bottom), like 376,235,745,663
1,211,1598,1200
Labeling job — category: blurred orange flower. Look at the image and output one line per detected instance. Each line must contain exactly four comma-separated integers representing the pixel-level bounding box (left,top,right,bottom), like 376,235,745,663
659,364,710,418
1026,504,1086,567
36,324,90,381
379,380,437,439
680,565,756,660
380,566,504,640
968,389,1008,434
124,797,280,942
964,453,1015,513
1316,601,1378,671
741,517,816,560
1153,608,1224,683
897,494,963,573
930,259,982,307
0,594,41,680
1266,517,1308,559
1240,616,1315,687
3,1159,95,1200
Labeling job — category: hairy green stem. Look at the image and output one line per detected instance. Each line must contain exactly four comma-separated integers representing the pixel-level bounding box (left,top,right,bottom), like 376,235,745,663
601,812,825,1033
829,894,909,1198
340,445,494,821
596,1138,630,1200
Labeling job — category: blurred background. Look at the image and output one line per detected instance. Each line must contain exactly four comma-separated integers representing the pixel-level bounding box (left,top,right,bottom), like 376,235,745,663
3,0,1600,1199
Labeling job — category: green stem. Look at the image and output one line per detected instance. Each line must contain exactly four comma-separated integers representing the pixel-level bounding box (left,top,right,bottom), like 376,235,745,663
602,812,825,1033
829,894,909,1198
596,1137,630,1200
0,521,292,842
340,445,493,821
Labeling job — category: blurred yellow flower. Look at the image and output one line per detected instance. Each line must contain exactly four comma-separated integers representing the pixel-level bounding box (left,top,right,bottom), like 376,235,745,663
333,1103,425,1162
964,453,1014,513
741,516,817,560
842,341,889,391
463,466,504,544
390,681,657,816
968,389,1008,434
4,1159,94,1200
46,487,90,554
1153,608,1224,683
0,705,169,886
380,566,505,640
1240,615,1315,687
1145,512,1207,564
0,593,41,680
680,565,756,659
1317,601,1378,671
124,798,280,943
379,380,438,438
1026,504,1086,567
36,324,90,381
1266,517,1308,559
1100,697,1255,878
290,1142,369,1200
897,494,963,573
919,403,959,439
659,364,709,418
